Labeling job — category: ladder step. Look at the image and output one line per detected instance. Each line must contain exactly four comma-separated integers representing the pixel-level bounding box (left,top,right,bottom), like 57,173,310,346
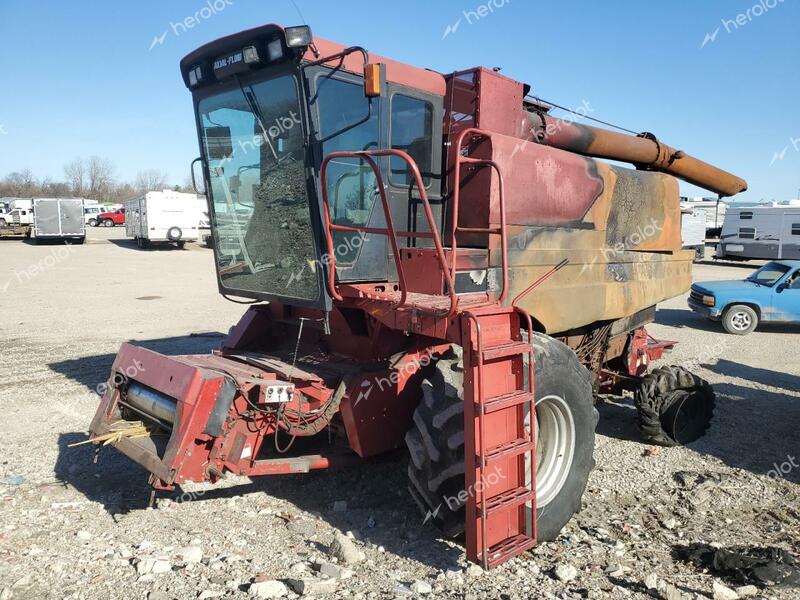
479,390,533,415
481,341,530,361
484,486,536,517
483,534,537,569
481,438,535,467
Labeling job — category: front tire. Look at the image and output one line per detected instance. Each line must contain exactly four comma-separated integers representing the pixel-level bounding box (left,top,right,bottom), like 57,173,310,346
405,333,597,542
722,304,758,335
103,219,114,227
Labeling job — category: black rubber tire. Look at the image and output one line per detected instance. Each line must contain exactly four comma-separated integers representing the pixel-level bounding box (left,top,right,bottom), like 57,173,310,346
722,304,758,335
405,333,597,542
635,366,715,447
88,218,97,227
103,219,114,227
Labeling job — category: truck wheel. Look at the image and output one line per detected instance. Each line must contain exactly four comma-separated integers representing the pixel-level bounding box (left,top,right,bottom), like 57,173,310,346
88,218,97,227
635,366,715,447
103,219,114,227
0,219,6,226
722,304,758,335
405,333,597,542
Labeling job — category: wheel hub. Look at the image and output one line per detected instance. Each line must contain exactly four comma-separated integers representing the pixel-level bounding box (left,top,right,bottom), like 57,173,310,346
534,394,576,508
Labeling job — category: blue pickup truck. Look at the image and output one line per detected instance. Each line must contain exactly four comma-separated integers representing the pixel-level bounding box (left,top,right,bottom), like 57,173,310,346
688,260,800,334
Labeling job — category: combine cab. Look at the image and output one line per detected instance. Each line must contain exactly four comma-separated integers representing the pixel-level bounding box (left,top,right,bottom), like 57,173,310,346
88,23,745,568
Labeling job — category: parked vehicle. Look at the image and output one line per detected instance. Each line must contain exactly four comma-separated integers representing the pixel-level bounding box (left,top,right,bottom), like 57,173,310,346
30,198,86,244
124,191,202,248
0,199,35,237
98,208,125,227
681,207,707,262
680,196,727,236
688,260,800,334
715,205,800,261
83,205,106,226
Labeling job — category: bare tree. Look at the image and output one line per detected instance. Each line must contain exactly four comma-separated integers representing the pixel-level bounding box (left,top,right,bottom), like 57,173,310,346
64,158,86,196
86,156,115,199
134,169,169,193
2,169,37,196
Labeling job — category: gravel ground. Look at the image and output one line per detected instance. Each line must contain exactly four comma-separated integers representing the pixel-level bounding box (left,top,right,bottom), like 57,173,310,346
0,231,798,600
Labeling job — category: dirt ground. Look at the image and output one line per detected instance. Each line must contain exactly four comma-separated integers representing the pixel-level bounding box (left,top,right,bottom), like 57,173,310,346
0,228,798,600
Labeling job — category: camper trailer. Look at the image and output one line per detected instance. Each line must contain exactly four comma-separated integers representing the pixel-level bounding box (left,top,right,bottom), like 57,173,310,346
680,196,727,236
716,205,800,261
681,207,707,262
125,190,202,248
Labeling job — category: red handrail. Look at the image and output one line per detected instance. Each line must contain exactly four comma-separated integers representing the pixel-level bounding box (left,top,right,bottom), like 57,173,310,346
450,128,509,305
319,149,458,316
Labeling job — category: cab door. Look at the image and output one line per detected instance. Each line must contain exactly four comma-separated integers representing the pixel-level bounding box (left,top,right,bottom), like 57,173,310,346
771,268,800,321
308,67,388,283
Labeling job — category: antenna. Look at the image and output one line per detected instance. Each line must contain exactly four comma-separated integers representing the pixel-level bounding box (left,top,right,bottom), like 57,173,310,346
288,0,308,25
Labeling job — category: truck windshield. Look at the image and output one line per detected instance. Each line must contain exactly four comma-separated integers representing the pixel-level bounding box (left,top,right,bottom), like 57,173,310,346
198,72,319,301
747,262,790,286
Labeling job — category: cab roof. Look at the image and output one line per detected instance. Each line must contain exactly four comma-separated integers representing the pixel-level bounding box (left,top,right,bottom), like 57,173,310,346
180,23,446,96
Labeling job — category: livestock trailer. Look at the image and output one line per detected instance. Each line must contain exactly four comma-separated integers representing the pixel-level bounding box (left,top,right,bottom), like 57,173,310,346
30,198,85,244
125,191,204,248
716,205,800,261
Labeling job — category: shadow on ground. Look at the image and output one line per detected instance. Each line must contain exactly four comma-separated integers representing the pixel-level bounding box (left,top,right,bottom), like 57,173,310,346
656,307,800,335
48,333,226,391
108,238,188,251
55,432,462,570
595,367,800,484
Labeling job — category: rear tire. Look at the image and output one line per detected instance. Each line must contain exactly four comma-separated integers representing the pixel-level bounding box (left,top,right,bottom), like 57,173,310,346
635,366,715,446
88,218,97,227
103,219,114,227
722,304,758,335
405,333,597,542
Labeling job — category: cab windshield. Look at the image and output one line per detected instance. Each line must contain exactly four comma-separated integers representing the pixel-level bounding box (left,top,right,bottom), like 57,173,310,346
746,262,790,287
198,71,319,301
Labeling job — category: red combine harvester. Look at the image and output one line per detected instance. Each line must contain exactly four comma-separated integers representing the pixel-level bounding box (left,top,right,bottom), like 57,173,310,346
88,24,746,568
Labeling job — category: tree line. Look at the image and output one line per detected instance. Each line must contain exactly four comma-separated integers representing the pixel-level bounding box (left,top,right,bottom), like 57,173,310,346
0,156,192,204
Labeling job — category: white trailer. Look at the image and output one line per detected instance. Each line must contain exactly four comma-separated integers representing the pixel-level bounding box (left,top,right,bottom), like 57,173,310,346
125,191,203,249
716,205,800,261
681,207,707,262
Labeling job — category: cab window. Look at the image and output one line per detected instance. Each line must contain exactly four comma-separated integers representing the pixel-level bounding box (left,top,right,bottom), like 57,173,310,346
390,94,433,187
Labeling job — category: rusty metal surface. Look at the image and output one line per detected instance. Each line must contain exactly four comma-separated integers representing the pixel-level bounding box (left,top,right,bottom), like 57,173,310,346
528,113,747,197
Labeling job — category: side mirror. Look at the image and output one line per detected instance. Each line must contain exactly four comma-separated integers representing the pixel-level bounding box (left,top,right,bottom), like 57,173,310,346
776,282,788,293
205,126,233,160
191,157,206,195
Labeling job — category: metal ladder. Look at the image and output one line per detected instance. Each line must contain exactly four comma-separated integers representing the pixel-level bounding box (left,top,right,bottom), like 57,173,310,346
461,306,537,567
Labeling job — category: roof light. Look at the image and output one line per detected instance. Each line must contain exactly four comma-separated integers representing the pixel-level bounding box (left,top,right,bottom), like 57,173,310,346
188,65,204,87
267,38,283,61
242,45,260,64
285,25,312,48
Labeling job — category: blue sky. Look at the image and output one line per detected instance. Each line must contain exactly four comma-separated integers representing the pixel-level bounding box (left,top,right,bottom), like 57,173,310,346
0,0,797,202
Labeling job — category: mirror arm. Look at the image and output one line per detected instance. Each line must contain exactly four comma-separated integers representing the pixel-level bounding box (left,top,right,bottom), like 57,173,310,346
190,157,205,195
